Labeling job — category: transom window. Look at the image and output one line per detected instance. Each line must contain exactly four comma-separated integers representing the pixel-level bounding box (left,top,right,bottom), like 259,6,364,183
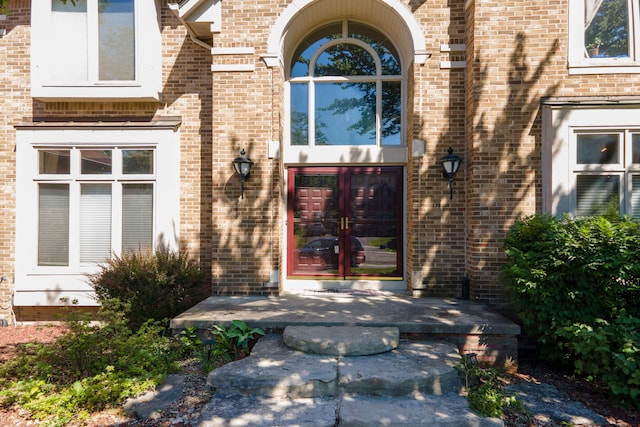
569,0,640,73
288,21,402,147
572,130,640,218
36,147,155,266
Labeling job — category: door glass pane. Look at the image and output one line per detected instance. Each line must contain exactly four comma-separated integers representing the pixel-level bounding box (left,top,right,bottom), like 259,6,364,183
39,150,70,174
315,82,376,146
80,184,112,263
51,0,88,81
382,81,401,146
576,174,619,216
81,150,112,174
123,150,153,174
291,173,339,274
99,0,135,80
584,0,629,59
38,184,69,266
122,184,153,253
291,83,309,146
576,134,619,164
350,172,400,277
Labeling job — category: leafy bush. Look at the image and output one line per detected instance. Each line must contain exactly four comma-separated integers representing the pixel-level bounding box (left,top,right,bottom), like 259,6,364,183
502,214,640,405
502,214,640,340
0,300,187,425
88,244,205,328
555,309,640,404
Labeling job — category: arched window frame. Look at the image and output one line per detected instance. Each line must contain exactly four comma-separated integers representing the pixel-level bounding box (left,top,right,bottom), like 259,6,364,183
284,21,407,164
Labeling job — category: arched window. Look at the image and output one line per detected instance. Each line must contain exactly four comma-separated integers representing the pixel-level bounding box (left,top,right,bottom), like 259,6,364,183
288,21,402,147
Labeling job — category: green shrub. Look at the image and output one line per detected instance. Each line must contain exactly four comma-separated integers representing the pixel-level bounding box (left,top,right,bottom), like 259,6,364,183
88,244,205,328
502,214,640,405
555,309,640,406
502,214,640,340
0,300,185,425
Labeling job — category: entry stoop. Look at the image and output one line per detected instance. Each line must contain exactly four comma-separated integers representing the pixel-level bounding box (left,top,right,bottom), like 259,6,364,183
200,332,504,426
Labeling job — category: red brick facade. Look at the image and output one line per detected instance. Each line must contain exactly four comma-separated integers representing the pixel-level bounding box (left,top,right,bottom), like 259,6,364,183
0,0,637,322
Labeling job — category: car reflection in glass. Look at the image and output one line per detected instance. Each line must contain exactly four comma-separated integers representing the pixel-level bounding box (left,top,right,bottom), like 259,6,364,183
296,237,365,270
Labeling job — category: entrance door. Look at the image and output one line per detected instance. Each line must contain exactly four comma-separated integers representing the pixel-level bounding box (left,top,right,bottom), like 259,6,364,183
287,166,403,279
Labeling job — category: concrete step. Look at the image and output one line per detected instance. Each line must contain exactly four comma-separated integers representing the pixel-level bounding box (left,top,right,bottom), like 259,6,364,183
198,394,504,427
207,334,464,398
283,325,399,356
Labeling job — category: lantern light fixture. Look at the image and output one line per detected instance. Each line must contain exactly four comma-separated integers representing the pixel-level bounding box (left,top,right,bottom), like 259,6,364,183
232,148,253,199
440,146,461,200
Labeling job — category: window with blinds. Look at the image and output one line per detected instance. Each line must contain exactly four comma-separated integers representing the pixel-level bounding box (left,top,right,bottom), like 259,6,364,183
36,147,155,267
573,131,640,218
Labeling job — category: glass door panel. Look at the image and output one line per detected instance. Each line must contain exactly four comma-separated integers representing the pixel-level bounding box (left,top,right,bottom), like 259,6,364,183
287,167,402,279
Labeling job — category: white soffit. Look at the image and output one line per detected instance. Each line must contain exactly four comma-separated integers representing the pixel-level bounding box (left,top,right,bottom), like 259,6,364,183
169,0,221,38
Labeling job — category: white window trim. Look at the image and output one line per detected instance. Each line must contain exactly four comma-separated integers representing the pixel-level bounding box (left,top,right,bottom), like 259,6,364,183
14,122,180,306
543,101,640,216
568,0,640,74
31,0,162,101
283,22,408,165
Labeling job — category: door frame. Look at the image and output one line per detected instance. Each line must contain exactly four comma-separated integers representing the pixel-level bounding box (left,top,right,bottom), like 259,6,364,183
282,165,407,293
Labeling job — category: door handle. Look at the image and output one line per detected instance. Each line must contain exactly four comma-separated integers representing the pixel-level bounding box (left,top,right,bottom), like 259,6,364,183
340,217,350,230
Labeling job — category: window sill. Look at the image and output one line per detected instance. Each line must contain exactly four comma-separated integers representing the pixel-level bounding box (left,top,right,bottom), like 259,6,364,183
32,84,161,102
568,61,640,75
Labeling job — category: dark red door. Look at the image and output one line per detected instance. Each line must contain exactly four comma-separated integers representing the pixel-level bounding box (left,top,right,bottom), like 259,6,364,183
287,166,403,279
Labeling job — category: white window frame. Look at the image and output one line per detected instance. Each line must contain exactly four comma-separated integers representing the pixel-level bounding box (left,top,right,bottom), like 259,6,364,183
543,102,640,217
31,0,162,101
14,123,180,306
283,20,408,165
568,0,640,74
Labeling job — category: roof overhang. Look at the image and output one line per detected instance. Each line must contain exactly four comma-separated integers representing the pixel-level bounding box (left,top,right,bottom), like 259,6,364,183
168,0,221,42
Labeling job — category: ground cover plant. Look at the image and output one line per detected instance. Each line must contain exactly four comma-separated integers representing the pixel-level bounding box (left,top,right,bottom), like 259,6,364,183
0,300,185,426
502,214,640,406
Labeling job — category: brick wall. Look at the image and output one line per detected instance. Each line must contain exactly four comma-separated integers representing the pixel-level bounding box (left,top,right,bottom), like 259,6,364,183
3,0,640,323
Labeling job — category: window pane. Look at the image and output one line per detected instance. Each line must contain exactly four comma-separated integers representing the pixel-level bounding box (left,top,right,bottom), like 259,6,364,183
51,0,88,81
631,175,640,219
99,0,135,80
81,150,112,174
38,184,69,266
80,184,112,263
584,0,629,59
349,22,401,75
315,44,376,76
315,82,376,145
39,150,70,174
122,184,153,253
576,134,619,164
291,83,309,146
290,23,342,78
576,174,619,216
382,81,401,146
123,150,153,174
632,134,640,163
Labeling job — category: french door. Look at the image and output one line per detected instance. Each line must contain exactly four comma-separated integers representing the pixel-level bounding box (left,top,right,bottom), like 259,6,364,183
287,166,403,279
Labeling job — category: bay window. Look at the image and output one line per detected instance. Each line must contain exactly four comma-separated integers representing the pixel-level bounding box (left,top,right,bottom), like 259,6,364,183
543,100,640,219
15,121,180,306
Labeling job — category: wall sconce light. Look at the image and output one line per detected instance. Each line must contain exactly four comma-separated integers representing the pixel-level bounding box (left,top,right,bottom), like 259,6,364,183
232,148,253,199
440,146,461,199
